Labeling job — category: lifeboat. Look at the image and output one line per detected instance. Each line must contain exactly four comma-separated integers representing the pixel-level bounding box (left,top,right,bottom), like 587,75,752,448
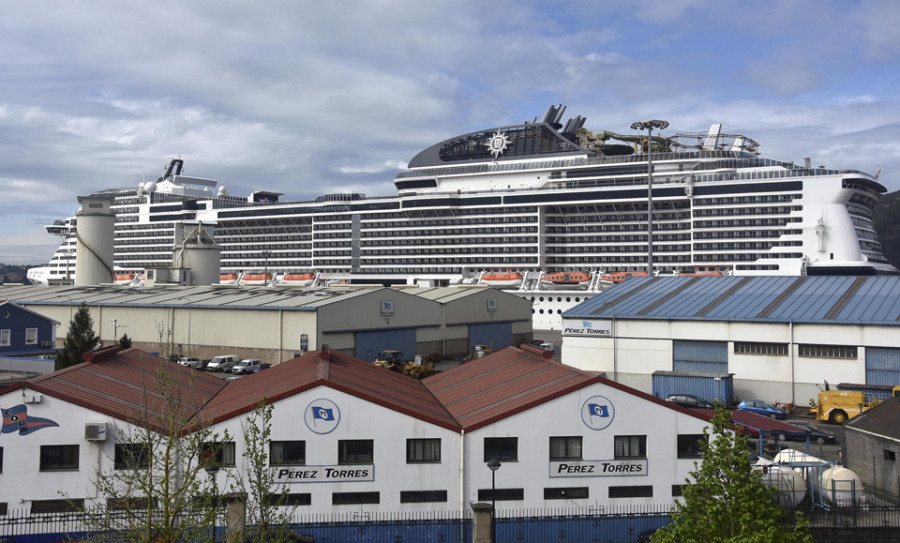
679,271,724,277
241,273,273,285
114,273,135,284
480,272,524,289
600,271,649,285
282,273,316,286
540,271,591,289
219,273,239,284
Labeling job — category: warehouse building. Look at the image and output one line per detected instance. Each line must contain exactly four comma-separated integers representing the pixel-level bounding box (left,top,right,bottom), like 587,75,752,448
562,276,900,408
0,344,712,515
0,284,532,365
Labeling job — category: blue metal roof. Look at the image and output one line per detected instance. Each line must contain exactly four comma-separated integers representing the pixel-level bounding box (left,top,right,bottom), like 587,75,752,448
563,276,900,325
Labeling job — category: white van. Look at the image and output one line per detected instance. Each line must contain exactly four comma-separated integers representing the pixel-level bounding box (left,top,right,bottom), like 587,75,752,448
206,355,239,372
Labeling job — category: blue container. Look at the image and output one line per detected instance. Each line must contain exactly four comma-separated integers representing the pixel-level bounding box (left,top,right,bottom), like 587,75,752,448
652,370,734,405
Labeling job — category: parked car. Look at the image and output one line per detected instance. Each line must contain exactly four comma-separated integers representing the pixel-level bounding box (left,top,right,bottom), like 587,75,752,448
778,420,836,444
232,358,263,375
177,357,202,369
666,394,714,409
207,355,239,372
736,400,786,419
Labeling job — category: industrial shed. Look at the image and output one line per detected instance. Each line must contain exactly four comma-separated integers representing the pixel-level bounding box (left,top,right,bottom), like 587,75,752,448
843,398,900,502
0,284,532,366
561,276,900,409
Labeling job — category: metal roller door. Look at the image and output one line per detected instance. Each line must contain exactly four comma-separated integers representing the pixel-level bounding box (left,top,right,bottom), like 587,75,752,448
673,340,728,373
469,322,513,353
866,347,900,386
355,329,416,363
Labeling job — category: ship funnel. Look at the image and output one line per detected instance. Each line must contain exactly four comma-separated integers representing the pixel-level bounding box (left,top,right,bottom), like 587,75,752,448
75,196,115,286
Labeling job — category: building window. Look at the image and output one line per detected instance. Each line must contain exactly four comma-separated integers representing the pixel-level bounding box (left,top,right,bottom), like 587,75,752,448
332,491,379,505
114,443,151,470
400,490,448,503
0,329,9,346
406,438,441,463
484,437,518,462
108,497,157,510
734,341,788,356
544,487,589,500
266,493,311,506
672,484,687,497
677,434,706,458
0,502,6,516
609,486,653,498
25,328,38,345
885,449,896,462
477,488,525,501
798,344,857,359
549,436,583,460
40,445,79,471
31,499,84,514
338,440,374,464
200,442,236,468
270,441,306,466
614,436,646,459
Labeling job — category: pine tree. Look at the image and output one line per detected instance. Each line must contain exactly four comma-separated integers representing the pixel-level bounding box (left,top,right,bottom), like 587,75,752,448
56,303,99,369
118,333,133,349
653,406,812,543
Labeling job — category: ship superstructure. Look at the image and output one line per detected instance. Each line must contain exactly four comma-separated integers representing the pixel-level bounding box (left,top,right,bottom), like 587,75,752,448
29,106,897,329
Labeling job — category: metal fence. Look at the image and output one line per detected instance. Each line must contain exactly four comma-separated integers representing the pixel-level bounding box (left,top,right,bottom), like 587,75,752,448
6,503,900,543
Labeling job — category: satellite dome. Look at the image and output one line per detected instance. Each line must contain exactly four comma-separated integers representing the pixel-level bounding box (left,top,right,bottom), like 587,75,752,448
217,186,228,196
144,181,158,192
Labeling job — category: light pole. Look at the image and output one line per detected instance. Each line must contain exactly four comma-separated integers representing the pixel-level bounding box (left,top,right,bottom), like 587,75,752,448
487,458,501,543
630,119,669,276
177,296,192,357
262,250,272,286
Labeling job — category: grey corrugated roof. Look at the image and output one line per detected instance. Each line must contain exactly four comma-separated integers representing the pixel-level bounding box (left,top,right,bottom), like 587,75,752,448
0,284,378,311
564,276,900,325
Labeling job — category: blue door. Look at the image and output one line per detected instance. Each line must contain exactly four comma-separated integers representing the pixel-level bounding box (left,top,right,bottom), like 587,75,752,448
355,329,417,363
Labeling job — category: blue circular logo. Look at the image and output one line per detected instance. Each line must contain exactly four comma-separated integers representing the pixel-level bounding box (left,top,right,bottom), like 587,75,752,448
581,395,615,430
304,398,340,434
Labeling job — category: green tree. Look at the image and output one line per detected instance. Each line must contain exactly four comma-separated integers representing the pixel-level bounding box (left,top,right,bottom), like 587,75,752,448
118,333,133,349
235,400,298,542
56,303,99,369
653,407,811,543
86,360,227,543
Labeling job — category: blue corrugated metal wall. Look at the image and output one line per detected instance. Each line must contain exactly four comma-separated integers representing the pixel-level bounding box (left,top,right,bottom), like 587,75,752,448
468,322,513,352
866,347,900,387
355,329,417,363
673,341,728,373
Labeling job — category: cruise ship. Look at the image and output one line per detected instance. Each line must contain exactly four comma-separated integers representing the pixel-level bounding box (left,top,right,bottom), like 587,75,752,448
28,105,897,329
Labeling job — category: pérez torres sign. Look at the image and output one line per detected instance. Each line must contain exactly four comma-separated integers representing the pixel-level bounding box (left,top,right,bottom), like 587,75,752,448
549,459,648,478
562,319,612,337
272,464,374,484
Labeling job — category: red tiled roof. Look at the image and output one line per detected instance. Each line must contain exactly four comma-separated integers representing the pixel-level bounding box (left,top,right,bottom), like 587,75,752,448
199,347,461,431
23,346,227,434
423,345,606,431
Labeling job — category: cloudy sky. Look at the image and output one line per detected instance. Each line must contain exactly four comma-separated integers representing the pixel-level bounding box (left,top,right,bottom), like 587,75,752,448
3,0,900,264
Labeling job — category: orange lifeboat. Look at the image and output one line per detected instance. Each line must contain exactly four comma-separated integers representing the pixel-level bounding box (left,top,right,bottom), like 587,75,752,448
480,272,524,288
114,273,134,284
241,273,273,285
600,271,649,284
541,271,591,287
219,273,239,284
282,273,316,285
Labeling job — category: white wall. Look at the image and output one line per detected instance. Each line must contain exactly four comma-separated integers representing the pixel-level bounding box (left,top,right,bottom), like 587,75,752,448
463,381,710,509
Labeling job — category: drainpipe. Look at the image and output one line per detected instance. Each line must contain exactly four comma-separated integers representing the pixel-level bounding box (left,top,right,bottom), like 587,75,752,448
790,321,795,406
459,429,465,543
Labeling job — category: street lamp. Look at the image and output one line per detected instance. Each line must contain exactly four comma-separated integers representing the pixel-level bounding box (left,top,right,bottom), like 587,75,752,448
630,119,669,275
487,458,501,543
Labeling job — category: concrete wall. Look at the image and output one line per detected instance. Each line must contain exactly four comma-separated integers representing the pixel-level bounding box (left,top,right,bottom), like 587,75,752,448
844,427,900,502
